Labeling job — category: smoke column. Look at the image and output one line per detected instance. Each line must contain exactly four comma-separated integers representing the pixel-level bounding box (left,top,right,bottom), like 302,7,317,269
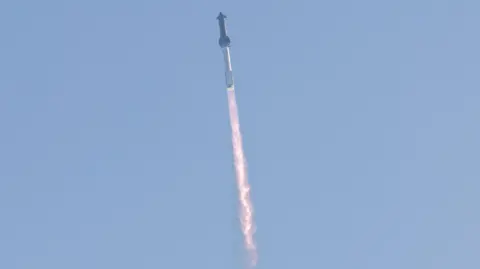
227,88,257,268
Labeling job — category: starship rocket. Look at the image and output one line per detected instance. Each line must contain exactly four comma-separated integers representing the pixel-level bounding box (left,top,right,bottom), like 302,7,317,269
217,12,234,90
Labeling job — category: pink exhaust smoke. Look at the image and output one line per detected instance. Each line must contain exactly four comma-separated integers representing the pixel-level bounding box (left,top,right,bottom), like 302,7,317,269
227,89,257,268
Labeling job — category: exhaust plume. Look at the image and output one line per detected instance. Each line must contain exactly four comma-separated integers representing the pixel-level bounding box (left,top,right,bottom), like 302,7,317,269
227,88,257,268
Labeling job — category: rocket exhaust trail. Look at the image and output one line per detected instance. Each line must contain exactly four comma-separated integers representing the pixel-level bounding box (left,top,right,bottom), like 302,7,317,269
217,12,257,268
227,88,257,268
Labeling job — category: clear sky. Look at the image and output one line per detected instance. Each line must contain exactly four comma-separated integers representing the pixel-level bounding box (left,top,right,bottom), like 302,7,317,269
1,0,479,268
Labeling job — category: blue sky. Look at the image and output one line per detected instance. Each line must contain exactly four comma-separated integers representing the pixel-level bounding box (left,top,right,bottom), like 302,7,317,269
1,0,479,268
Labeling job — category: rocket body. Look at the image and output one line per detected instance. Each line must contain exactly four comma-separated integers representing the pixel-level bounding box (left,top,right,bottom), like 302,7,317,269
223,47,234,90
217,12,231,48
217,12,234,90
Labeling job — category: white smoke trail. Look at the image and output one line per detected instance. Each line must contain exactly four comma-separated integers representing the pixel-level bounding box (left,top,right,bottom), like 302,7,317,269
227,88,257,268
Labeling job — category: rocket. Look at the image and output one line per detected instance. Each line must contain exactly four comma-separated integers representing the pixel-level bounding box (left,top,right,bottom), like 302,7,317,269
217,12,234,90
217,12,231,48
